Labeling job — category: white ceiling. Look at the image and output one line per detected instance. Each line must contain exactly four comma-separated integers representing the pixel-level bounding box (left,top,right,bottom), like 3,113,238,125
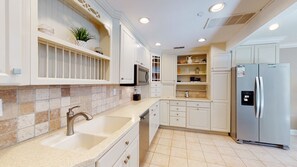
105,0,272,51
243,2,297,47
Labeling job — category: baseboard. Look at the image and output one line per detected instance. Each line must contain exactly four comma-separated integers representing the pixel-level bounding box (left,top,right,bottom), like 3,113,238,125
290,129,297,135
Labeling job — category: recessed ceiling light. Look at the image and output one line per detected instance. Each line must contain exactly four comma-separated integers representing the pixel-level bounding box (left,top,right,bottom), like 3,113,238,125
155,43,161,46
139,17,150,24
209,3,225,13
269,23,279,31
198,38,207,42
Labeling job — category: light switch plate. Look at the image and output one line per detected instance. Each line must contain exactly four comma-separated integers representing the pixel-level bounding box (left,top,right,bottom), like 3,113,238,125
0,99,3,116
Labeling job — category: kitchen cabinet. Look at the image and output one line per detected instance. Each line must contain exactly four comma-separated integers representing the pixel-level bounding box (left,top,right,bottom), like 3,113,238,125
211,72,231,101
161,54,176,84
120,25,136,84
211,53,231,71
0,0,30,85
96,124,139,167
135,44,150,68
149,102,160,144
160,100,169,126
169,101,186,127
233,44,279,66
151,82,161,97
211,102,230,132
187,102,211,130
113,137,139,167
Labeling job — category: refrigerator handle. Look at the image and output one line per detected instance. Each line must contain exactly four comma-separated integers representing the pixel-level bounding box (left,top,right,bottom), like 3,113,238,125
259,77,265,118
255,77,260,118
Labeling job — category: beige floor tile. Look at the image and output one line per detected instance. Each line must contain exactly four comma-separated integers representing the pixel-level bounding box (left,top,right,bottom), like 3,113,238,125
200,138,215,145
187,141,202,151
152,136,160,144
187,150,205,162
206,163,226,167
217,146,237,156
162,129,173,135
172,134,186,141
253,151,280,163
158,138,172,147
173,130,185,135
168,156,188,167
221,155,245,167
149,144,157,152
274,155,297,166
140,162,150,167
203,152,225,166
186,136,200,143
160,132,173,139
172,140,186,149
155,145,171,155
151,153,170,167
201,144,218,153
213,140,230,147
197,133,212,139
229,143,249,150
262,161,286,167
188,159,207,167
149,164,162,167
185,132,199,138
235,149,258,160
241,158,265,167
170,147,187,158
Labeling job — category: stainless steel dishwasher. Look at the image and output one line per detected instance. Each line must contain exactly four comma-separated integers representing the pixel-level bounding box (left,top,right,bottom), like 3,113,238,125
139,109,149,164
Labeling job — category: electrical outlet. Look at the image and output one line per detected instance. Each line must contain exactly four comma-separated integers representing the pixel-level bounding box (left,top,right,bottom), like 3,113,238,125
0,99,3,117
112,89,116,96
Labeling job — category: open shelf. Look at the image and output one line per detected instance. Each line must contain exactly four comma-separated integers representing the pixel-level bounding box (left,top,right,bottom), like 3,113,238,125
177,63,207,66
176,82,208,86
38,32,110,60
177,73,206,76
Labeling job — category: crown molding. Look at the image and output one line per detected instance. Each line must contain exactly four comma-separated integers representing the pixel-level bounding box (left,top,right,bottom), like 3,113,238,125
241,36,286,45
280,42,297,49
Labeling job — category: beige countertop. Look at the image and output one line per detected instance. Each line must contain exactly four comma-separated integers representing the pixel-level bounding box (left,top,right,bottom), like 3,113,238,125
0,97,209,167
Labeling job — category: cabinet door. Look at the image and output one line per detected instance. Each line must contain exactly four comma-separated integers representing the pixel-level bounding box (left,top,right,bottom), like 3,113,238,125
211,102,230,132
126,137,139,167
211,72,230,101
0,0,30,85
254,44,279,64
160,100,169,125
161,54,176,84
120,26,135,84
135,43,145,66
187,107,210,130
113,152,128,167
235,46,254,64
211,53,231,71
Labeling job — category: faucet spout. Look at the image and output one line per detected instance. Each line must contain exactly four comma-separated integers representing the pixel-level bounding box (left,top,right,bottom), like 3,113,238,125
66,106,93,136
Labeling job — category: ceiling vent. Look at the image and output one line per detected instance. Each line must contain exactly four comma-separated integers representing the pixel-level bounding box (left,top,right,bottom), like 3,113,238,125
174,46,185,49
204,12,256,29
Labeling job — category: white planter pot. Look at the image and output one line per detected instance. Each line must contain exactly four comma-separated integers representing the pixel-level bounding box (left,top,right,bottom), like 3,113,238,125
77,40,87,48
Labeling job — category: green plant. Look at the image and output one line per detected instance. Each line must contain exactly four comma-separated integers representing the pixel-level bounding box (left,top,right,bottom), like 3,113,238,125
70,27,94,42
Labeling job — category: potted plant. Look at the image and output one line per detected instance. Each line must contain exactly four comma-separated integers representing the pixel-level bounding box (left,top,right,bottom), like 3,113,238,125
70,27,94,47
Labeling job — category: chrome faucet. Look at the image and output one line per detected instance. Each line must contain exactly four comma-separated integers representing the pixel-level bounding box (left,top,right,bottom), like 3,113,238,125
66,106,93,136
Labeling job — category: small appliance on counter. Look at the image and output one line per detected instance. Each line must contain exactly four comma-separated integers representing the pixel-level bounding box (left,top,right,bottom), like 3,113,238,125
133,87,141,101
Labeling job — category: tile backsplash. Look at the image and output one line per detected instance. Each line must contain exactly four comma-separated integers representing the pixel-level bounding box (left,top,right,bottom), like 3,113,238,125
0,85,134,149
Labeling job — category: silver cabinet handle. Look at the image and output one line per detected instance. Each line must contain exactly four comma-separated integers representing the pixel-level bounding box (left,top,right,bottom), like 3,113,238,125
259,77,264,118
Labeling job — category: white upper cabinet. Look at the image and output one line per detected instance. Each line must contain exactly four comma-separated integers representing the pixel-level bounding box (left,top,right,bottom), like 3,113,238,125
120,25,136,84
254,44,279,64
0,0,30,85
161,54,176,84
211,72,231,101
233,44,279,66
135,43,150,69
211,53,231,71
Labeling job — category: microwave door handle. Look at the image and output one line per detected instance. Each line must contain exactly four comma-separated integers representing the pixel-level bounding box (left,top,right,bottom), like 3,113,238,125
145,72,149,82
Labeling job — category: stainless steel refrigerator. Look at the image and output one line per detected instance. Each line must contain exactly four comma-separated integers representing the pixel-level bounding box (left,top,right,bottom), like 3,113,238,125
231,64,290,149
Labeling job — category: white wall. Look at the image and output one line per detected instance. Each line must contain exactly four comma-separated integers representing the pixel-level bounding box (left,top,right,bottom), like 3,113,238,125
280,47,297,129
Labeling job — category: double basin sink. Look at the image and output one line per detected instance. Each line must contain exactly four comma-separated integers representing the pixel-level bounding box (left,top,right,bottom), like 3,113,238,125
41,116,131,152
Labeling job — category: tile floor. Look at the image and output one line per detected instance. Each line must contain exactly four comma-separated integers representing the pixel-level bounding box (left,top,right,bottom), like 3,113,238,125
141,128,297,167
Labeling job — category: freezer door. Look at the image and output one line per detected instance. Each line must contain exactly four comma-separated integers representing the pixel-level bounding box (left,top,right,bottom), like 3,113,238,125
236,64,259,141
259,64,290,146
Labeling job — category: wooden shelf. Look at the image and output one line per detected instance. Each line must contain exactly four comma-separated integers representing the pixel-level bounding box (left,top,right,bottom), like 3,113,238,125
176,82,208,86
38,32,110,60
177,73,206,76
176,89,207,92
177,63,207,66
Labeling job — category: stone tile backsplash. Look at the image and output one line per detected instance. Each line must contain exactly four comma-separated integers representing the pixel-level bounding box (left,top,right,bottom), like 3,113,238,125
0,85,134,149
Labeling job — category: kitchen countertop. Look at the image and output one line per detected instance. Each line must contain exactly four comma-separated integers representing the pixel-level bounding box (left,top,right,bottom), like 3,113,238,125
0,97,209,167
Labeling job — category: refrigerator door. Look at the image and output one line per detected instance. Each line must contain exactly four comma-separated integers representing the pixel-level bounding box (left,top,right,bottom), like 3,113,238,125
236,64,259,141
259,64,290,146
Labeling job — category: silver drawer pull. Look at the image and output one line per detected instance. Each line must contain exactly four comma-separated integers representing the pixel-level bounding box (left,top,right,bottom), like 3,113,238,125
127,155,131,159
124,159,128,164
125,141,129,145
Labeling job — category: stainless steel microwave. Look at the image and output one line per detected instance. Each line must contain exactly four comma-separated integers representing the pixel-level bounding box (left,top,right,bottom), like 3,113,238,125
121,64,149,86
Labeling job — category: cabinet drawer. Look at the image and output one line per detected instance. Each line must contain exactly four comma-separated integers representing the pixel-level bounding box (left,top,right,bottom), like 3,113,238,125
170,106,186,112
151,92,161,97
96,124,139,167
151,87,161,93
170,101,186,106
170,116,186,127
170,111,186,117
187,101,210,108
151,83,161,87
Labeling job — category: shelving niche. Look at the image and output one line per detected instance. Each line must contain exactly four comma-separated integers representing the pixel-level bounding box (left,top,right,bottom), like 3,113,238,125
176,54,208,98
36,0,111,83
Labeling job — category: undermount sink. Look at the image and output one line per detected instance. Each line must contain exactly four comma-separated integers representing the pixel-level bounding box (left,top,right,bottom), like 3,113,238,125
76,116,131,136
41,133,106,152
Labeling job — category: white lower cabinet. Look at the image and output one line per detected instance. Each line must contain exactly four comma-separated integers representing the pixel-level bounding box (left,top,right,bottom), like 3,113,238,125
211,102,230,132
169,101,186,127
149,102,160,144
159,100,169,126
187,107,210,130
96,124,139,167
